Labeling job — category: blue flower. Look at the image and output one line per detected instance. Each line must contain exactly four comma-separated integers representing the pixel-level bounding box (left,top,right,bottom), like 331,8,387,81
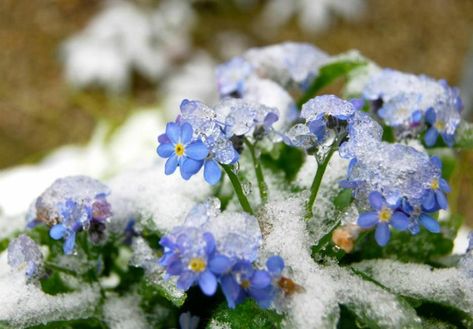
424,108,455,147
216,57,252,97
157,122,209,180
400,199,440,235
160,229,226,296
220,260,275,309
357,191,409,246
422,156,450,211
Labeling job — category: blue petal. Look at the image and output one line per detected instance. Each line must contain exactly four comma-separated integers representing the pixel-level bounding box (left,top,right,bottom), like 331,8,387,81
180,158,203,180
165,155,179,175
266,256,284,276
209,255,232,274
203,232,216,255
422,190,437,211
50,224,66,240
425,108,436,124
165,122,180,144
442,133,455,147
220,275,241,309
180,122,193,144
63,231,76,255
249,286,274,309
390,211,409,231
368,191,384,210
250,270,271,289
424,127,438,146
357,212,379,228
435,190,448,210
204,160,222,185
308,120,326,141
263,112,279,127
185,141,208,160
411,110,422,123
199,271,217,296
177,271,196,291
157,143,174,158
439,178,451,193
419,214,441,233
375,223,391,246
166,258,183,275
430,156,442,169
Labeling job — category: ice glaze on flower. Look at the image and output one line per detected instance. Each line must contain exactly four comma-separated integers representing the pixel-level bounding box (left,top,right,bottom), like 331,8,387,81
357,191,409,246
7,235,44,279
216,56,252,97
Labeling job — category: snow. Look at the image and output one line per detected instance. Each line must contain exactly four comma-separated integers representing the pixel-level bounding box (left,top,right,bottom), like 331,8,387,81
0,251,100,328
103,294,149,329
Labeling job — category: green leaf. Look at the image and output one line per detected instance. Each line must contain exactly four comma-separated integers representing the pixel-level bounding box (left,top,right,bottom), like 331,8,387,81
333,188,353,211
454,121,473,149
297,59,367,108
208,300,284,329
261,143,305,182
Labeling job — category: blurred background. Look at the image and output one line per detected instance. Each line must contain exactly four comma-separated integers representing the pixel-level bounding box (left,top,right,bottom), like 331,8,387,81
0,0,472,231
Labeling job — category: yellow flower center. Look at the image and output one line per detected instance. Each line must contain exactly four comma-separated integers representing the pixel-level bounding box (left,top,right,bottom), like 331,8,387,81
434,120,445,131
431,178,439,190
175,143,185,156
188,258,206,272
241,279,251,289
378,207,392,222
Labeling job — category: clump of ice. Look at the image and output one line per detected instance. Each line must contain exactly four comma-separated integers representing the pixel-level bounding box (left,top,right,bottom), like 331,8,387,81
103,294,149,329
0,251,100,328
7,234,43,279
353,259,473,317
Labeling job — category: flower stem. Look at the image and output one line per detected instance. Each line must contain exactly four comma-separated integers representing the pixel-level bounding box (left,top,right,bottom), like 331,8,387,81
244,138,268,203
221,164,254,215
305,145,338,219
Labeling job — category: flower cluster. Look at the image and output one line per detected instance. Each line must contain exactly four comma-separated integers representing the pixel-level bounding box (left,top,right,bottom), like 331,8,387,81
159,199,290,309
157,98,279,185
363,69,463,146
31,176,112,254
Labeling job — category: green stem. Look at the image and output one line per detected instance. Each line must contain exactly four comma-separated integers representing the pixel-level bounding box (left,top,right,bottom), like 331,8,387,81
44,261,77,276
221,164,254,215
305,145,338,219
244,138,268,203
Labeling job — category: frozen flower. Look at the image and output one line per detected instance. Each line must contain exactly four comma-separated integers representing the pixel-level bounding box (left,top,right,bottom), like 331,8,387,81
33,176,113,255
400,199,440,235
7,234,43,279
216,56,252,97
157,122,209,180
220,259,276,309
159,228,224,296
300,95,356,142
357,191,409,246
421,157,450,211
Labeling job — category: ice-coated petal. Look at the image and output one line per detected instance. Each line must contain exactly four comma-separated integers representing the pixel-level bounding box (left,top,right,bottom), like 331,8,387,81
439,178,451,193
424,127,438,146
203,232,216,255
250,270,271,289
266,256,284,276
419,214,441,233
49,223,66,240
375,223,391,246
357,212,379,228
390,211,409,231
177,271,196,291
308,119,326,141
165,155,179,175
63,231,76,255
425,108,436,124
166,122,180,144
204,160,222,185
430,156,442,169
422,190,437,211
221,275,241,309
369,191,384,210
180,122,193,144
157,142,174,158
435,190,448,210
209,255,232,274
442,133,455,147
199,271,217,296
185,141,208,161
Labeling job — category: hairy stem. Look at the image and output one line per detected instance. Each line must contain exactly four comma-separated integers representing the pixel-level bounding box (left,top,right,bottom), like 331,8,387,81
221,164,254,215
305,145,338,219
244,138,268,203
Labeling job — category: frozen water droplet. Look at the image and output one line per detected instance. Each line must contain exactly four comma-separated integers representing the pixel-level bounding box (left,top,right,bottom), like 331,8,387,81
242,181,252,195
